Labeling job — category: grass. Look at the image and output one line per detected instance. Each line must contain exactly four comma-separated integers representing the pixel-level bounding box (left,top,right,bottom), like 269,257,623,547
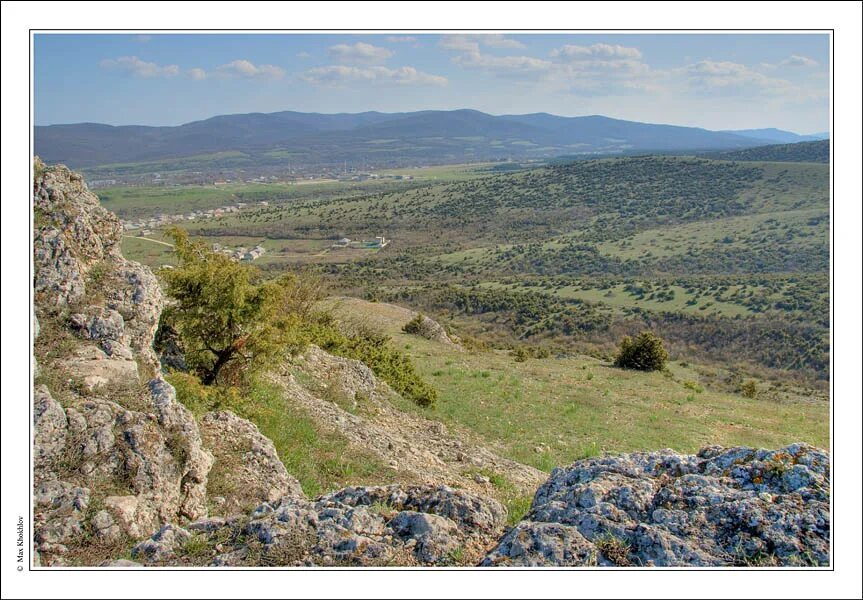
472,468,535,526
328,298,828,473
169,373,402,498
595,533,633,566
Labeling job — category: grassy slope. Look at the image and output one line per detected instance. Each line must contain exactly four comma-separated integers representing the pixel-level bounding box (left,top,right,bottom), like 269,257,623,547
330,298,828,472
169,374,408,498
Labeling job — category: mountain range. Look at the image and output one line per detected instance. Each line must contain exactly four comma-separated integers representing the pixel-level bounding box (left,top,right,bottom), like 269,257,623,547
34,109,824,170
721,128,829,144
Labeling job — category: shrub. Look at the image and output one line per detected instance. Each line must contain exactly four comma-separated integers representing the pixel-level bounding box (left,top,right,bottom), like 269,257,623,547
613,331,668,372
302,318,437,408
402,313,428,336
595,534,632,566
740,380,759,399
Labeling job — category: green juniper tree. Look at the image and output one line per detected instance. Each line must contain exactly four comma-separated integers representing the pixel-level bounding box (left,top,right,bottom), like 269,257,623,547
160,227,310,385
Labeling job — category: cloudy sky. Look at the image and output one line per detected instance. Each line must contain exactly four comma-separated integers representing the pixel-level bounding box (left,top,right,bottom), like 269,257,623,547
34,33,830,133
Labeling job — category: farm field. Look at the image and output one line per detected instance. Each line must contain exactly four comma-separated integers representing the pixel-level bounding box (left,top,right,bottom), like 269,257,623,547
97,161,500,219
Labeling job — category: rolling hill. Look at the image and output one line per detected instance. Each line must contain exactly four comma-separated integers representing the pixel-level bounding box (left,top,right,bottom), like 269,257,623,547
35,109,771,170
706,139,829,163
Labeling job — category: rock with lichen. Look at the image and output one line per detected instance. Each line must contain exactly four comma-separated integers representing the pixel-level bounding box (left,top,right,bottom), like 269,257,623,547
481,444,830,567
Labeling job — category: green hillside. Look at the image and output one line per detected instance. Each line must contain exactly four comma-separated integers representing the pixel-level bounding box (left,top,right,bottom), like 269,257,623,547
326,298,827,471
122,155,829,388
705,139,829,163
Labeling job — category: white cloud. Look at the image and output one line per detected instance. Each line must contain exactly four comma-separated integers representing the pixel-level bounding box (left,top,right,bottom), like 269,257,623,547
438,34,524,52
551,43,642,60
447,40,657,95
187,67,207,81
296,51,312,59
480,34,525,49
683,60,793,96
301,65,447,87
327,42,393,65
213,59,286,80
453,51,552,78
386,36,417,43
439,35,479,53
185,60,286,81
781,54,818,68
100,56,179,78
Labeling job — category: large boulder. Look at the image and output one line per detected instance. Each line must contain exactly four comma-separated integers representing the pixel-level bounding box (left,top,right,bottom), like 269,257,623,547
403,314,464,351
482,444,830,567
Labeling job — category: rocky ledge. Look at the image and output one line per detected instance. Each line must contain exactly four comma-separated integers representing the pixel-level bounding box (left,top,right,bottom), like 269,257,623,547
129,484,505,567
482,444,829,567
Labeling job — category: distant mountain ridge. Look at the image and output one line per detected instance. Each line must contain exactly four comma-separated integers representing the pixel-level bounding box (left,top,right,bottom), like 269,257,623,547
721,128,829,144
36,109,782,170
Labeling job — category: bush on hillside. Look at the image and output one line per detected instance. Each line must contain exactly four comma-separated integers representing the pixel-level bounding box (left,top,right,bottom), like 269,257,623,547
403,313,432,337
740,380,759,399
160,227,319,385
303,317,437,408
613,331,668,372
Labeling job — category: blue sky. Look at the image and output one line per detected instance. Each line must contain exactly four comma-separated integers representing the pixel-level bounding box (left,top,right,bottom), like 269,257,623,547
34,33,830,133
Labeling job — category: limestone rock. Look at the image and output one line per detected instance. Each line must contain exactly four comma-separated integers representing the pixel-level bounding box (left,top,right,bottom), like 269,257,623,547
131,524,191,563
199,410,304,515
59,345,139,392
404,314,464,351
389,510,460,563
33,385,68,471
33,157,163,371
300,344,378,401
32,381,212,561
137,484,503,567
326,484,506,536
482,444,830,567
32,159,214,566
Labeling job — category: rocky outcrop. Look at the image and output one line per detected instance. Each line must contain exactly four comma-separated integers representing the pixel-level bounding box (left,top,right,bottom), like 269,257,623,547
481,444,830,567
198,410,305,515
403,314,464,351
278,345,545,495
34,157,163,371
131,484,505,567
32,375,213,565
325,296,464,351
32,158,213,566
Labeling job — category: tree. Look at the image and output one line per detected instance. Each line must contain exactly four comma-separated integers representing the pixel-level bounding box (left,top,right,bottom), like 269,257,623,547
614,331,668,372
160,227,313,385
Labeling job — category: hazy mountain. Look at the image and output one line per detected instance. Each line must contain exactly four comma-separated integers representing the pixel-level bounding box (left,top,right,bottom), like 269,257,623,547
722,128,829,144
35,109,770,170
503,113,763,151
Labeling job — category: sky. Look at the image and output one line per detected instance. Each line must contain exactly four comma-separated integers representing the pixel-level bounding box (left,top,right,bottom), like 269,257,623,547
33,33,830,133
